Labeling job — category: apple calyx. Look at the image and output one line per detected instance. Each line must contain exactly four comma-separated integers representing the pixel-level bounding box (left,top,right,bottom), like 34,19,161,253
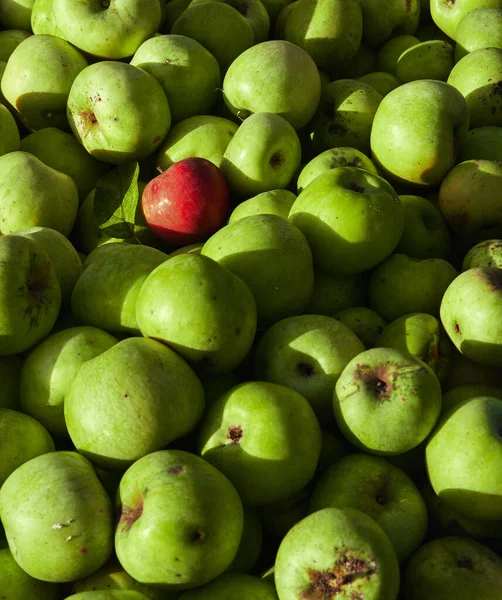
355,364,394,401
190,530,207,544
226,425,243,444
270,150,286,169
297,360,315,377
303,548,378,600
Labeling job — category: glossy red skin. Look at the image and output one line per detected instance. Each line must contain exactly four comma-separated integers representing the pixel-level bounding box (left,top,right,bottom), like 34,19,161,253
141,157,230,245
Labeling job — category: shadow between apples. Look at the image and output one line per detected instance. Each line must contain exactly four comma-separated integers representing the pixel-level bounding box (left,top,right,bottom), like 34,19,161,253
458,338,502,369
16,91,72,132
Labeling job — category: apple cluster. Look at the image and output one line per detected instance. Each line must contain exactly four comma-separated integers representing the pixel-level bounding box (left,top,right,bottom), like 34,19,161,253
1,1,502,599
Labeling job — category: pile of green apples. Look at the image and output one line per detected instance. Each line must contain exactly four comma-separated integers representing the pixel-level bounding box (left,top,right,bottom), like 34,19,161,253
1,0,502,599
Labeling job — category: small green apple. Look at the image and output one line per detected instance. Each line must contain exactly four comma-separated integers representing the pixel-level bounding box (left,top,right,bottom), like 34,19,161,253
221,112,301,199
358,71,401,96
228,189,296,222
396,40,454,82
1,33,88,131
288,166,404,276
455,7,502,61
369,254,457,322
377,34,420,75
335,307,387,349
462,239,502,270
442,383,502,415
457,126,502,162
178,573,277,599
334,346,443,455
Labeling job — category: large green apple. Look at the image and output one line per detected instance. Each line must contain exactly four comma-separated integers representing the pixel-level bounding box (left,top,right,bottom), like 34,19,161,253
0,234,61,356
1,33,88,131
288,166,403,276
403,536,502,600
377,34,420,75
458,126,502,162
431,0,502,41
427,396,502,521
370,79,470,187
310,453,428,562
222,40,321,130
178,573,277,599
20,128,110,201
20,326,117,438
202,214,314,327
440,267,502,367
0,0,35,30
396,40,454,82
130,34,221,123
310,79,383,154
0,451,113,582
0,102,19,156
228,189,296,222
254,314,365,424
67,61,171,165
115,449,243,588
455,7,502,61
274,507,400,600
334,347,443,455
0,408,54,486
369,254,457,322
52,0,161,59
156,115,238,170
71,243,169,335
198,381,321,505
447,47,502,127
64,337,205,469
439,160,502,242
135,253,257,374
283,0,363,76
359,0,420,48
171,2,254,73
221,112,301,199
0,151,78,236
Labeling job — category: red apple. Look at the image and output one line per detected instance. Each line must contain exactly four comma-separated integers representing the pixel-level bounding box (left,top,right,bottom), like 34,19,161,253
142,157,230,245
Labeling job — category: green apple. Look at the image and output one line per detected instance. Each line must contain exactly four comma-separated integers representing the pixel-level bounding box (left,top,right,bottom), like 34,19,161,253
228,189,296,222
440,267,502,367
442,383,502,415
201,214,314,327
439,160,502,241
304,272,367,316
227,510,263,574
178,573,277,599
0,356,23,409
130,34,221,123
310,79,383,154
447,47,502,127
396,40,454,82
431,0,502,41
0,234,61,356
171,2,254,73
369,254,457,322
1,33,88,131
31,0,65,36
0,451,113,582
458,126,502,162
199,381,321,505
0,102,19,156
283,0,363,76
20,326,117,438
156,115,238,171
0,544,61,600
427,395,502,521
20,128,110,201
260,0,294,21
376,312,453,382
395,194,451,259
221,112,301,199
0,408,54,486
14,226,83,303
65,337,205,469
273,0,297,38
335,307,387,349
462,239,502,270
455,7,502,61
274,507,400,600
310,453,427,562
370,79,469,187
254,314,365,424
164,0,192,30
297,147,378,193
358,71,401,96
334,347,443,455
0,29,31,61
115,449,243,588
377,34,420,75
71,243,169,335
222,40,321,130
135,253,257,374
288,166,404,276
359,0,421,48
0,151,79,236
404,536,502,600
0,0,35,30
52,0,161,59
65,592,151,600
67,61,171,165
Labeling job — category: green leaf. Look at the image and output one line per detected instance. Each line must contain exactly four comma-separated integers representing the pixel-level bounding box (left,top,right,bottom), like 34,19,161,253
94,162,141,240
